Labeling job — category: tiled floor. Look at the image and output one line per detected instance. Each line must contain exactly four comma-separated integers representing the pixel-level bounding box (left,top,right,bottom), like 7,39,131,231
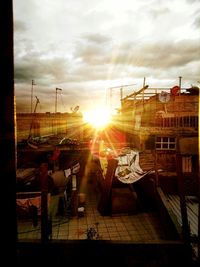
17,182,166,242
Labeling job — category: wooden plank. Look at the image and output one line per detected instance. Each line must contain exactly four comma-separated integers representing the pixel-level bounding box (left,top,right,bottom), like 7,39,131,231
165,194,198,238
158,187,198,245
186,197,198,217
167,195,181,221
157,188,182,235
170,195,198,235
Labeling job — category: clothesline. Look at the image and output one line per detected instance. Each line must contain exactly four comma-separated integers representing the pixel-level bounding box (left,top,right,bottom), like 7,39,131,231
98,146,153,184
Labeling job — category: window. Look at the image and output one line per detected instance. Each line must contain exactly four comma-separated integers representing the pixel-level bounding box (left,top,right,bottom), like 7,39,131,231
156,137,176,150
182,156,192,172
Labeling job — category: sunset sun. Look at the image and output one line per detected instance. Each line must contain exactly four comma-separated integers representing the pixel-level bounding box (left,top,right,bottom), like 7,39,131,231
83,106,111,130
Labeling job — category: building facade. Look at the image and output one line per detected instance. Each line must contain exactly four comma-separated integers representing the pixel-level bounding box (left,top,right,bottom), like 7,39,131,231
16,112,84,142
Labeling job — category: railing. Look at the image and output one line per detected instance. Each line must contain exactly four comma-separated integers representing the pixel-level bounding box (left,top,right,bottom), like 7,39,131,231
155,116,198,128
138,115,198,129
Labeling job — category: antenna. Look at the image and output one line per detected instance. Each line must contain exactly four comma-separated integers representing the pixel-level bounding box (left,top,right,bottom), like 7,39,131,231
31,80,36,113
178,76,182,95
28,96,40,140
108,83,137,109
55,88,62,113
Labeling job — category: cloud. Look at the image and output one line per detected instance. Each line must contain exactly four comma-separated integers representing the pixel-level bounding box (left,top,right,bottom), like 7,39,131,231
75,36,200,69
83,34,111,44
148,6,170,19
14,35,200,102
14,20,27,32
15,55,69,84
193,14,200,29
186,0,199,3
14,0,200,113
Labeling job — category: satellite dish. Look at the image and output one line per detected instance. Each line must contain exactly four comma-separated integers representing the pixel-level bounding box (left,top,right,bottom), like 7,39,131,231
159,91,170,103
71,105,79,113
170,85,180,95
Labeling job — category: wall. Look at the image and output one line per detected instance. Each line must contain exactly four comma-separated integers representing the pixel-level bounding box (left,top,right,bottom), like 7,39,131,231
16,112,84,142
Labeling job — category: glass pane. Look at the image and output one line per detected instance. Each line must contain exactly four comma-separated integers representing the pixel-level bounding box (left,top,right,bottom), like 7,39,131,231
169,144,175,149
156,137,161,142
163,137,168,142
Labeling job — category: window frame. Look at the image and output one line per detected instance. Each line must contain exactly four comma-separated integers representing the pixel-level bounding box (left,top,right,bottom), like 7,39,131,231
155,136,176,151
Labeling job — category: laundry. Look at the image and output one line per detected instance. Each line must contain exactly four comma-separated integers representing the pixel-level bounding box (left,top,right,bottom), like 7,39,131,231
115,149,152,184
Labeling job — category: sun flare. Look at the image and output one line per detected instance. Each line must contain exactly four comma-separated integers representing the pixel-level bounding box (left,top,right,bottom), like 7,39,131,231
83,106,111,130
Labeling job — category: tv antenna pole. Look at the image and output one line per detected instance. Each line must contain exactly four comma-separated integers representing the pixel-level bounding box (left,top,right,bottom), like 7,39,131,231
108,83,136,109
55,88,62,113
28,96,40,140
31,80,36,113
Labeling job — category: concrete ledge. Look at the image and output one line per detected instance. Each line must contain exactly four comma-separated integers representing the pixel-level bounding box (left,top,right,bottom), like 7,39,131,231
17,239,194,266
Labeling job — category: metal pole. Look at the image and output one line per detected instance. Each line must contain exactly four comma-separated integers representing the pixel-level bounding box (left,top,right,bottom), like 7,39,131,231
31,80,36,113
55,88,62,135
28,96,40,139
55,88,62,113
142,77,146,107
179,76,182,95
143,77,146,87
109,83,137,110
55,88,57,113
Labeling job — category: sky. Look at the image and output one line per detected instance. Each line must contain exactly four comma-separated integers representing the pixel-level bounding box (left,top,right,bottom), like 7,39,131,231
14,0,200,114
